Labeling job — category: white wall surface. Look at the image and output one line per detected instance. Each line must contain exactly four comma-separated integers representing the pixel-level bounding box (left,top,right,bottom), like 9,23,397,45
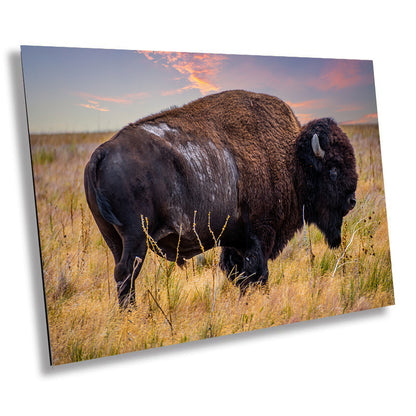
1,1,414,414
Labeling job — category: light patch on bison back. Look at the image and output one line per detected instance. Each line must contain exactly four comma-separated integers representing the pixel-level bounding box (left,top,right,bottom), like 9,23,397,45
170,140,240,237
141,122,177,138
139,126,239,237
176,141,212,184
176,141,238,197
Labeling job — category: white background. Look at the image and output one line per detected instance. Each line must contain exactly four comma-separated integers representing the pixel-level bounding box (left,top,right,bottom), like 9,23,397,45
1,1,415,414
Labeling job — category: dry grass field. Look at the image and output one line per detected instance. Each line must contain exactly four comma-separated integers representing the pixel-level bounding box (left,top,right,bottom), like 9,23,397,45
30,124,394,365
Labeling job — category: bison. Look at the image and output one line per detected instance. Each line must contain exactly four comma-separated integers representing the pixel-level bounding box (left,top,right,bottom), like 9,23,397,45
84,90,358,307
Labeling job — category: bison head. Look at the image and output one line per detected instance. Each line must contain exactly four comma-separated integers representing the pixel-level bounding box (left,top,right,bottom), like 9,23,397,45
296,118,358,248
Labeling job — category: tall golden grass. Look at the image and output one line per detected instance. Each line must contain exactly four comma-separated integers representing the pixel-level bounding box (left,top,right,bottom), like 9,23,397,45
30,124,394,365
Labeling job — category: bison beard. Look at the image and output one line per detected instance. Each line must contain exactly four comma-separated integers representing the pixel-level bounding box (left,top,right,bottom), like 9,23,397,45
84,90,358,307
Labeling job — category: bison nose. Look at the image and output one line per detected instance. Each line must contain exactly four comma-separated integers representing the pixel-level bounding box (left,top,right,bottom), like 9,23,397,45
348,195,356,210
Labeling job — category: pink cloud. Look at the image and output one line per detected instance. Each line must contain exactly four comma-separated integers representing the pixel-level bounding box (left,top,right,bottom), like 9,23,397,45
341,113,378,125
314,61,364,91
141,51,227,95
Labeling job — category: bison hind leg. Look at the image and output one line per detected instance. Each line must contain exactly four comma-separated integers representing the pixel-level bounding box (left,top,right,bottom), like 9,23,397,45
114,238,147,308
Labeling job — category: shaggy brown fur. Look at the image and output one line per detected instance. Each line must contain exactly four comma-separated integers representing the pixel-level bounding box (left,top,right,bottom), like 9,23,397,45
134,90,302,242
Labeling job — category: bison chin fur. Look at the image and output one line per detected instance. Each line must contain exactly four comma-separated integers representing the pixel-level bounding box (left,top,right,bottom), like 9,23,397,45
307,204,345,249
315,216,343,249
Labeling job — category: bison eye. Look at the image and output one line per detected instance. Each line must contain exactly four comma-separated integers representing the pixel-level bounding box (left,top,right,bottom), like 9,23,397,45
329,167,338,181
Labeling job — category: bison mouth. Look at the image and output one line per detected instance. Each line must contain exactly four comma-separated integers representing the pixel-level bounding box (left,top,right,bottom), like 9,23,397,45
316,216,343,249
326,229,341,248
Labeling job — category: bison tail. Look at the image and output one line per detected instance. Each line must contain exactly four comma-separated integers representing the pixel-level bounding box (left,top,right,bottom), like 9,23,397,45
84,147,123,227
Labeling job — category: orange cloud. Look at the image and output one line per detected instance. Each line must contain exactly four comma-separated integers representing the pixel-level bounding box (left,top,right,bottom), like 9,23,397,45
77,91,149,104
141,51,227,95
287,99,326,109
76,91,149,112
314,61,364,91
79,103,109,112
287,100,327,124
295,113,313,125
161,85,194,96
341,113,378,124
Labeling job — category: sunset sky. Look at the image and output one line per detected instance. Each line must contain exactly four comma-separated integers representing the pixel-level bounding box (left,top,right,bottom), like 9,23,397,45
21,46,378,133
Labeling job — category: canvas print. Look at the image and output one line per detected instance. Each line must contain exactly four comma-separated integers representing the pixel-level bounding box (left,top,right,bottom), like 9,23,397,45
21,46,394,365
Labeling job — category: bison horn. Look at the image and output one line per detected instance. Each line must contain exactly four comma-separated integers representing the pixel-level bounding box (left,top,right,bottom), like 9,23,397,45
311,133,325,159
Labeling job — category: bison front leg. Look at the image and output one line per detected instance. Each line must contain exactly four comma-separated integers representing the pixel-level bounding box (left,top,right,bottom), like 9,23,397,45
220,232,272,289
219,245,267,290
221,225,276,290
220,247,244,283
241,233,270,286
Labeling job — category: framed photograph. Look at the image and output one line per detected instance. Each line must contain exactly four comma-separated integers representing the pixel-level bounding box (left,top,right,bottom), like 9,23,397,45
21,46,394,365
